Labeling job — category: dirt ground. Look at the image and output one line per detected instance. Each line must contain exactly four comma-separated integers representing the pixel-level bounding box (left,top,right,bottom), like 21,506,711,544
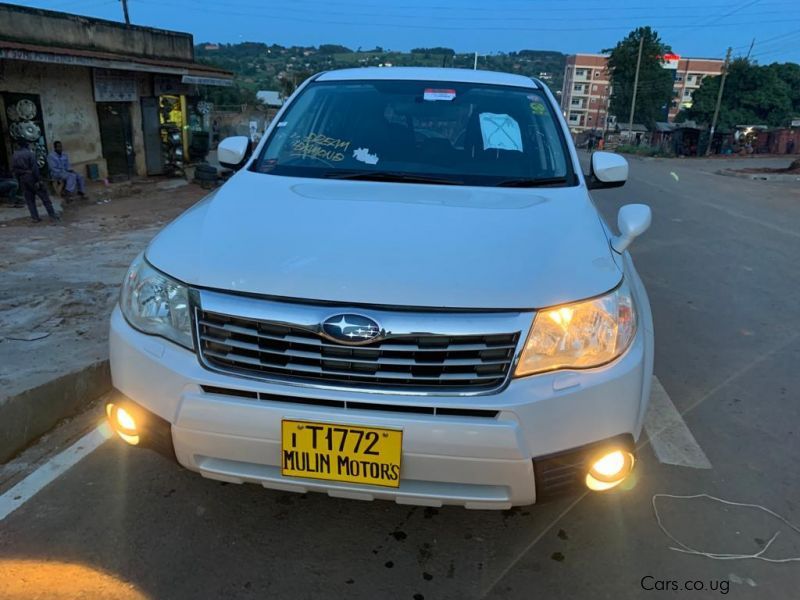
0,179,209,401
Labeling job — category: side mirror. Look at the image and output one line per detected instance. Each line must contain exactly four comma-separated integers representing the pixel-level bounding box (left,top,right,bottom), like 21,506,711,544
217,136,251,170
587,151,628,189
611,204,651,253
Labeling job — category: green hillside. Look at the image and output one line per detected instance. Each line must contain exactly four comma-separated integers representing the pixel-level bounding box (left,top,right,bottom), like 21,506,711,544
195,42,566,107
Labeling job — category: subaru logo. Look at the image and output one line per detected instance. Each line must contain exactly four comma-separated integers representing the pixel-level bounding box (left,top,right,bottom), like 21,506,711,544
321,313,382,345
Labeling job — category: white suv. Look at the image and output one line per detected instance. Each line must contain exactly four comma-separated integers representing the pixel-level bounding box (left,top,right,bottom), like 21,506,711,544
108,67,653,509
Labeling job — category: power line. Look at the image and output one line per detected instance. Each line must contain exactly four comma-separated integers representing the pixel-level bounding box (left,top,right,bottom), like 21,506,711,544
134,1,800,32
121,0,795,25
731,27,800,49
747,32,800,58
668,0,760,43
165,0,800,15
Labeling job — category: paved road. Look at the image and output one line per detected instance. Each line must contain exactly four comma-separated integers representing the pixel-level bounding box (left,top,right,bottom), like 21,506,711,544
2,155,800,599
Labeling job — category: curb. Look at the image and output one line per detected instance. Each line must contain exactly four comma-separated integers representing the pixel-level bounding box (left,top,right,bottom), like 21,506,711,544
717,169,800,182
0,360,111,463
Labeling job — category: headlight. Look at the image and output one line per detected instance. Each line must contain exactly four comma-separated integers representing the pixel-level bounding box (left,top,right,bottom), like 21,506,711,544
119,254,193,349
515,281,636,377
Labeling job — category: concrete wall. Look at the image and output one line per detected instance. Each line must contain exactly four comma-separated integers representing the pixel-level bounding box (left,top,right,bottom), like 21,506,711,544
0,3,193,62
2,61,108,178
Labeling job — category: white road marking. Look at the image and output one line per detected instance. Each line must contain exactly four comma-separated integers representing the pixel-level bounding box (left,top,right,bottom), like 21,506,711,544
0,424,112,522
644,377,712,469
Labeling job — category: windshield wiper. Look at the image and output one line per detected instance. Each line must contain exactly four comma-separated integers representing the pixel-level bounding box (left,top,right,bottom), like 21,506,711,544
324,171,464,186
495,177,569,188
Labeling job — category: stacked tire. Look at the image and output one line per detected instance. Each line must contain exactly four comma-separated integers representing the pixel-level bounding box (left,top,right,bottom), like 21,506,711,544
194,163,218,189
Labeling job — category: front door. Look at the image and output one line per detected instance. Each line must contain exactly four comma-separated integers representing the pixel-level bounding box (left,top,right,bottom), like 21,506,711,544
140,97,164,175
97,102,134,180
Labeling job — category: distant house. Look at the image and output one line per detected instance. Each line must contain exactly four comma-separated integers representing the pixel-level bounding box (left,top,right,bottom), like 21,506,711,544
616,123,649,143
256,91,284,108
651,122,676,149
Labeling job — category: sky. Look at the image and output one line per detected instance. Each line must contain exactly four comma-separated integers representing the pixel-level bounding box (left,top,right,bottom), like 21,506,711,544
17,0,800,62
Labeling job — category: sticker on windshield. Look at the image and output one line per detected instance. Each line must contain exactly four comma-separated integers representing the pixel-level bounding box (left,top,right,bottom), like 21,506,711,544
423,88,456,101
479,113,523,152
290,132,350,162
529,98,547,115
353,147,379,165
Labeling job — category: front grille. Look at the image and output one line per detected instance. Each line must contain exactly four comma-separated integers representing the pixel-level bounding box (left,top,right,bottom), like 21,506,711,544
196,310,520,390
200,385,500,418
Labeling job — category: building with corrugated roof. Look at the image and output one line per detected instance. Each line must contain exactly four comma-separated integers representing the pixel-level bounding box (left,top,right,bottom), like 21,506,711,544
0,2,233,179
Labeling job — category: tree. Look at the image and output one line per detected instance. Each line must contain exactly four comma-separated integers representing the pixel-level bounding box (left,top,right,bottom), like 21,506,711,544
201,83,258,109
411,47,455,55
688,59,798,128
604,27,674,127
318,44,352,54
278,70,313,97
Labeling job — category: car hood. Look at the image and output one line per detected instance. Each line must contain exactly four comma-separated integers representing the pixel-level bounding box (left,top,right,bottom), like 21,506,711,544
146,170,621,309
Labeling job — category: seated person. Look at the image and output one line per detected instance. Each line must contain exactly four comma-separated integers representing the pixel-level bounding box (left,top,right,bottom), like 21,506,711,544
47,141,87,198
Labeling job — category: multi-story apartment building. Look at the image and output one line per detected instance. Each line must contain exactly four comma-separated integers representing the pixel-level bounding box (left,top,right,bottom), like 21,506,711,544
666,57,725,121
560,54,612,134
561,53,724,132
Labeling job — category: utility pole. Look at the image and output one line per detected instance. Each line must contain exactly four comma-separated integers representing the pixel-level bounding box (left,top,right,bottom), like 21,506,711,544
745,38,755,60
706,46,732,156
473,52,478,70
120,0,130,24
602,89,611,141
628,35,644,141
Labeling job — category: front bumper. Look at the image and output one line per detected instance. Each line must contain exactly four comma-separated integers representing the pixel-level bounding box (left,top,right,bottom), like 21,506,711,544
110,306,652,508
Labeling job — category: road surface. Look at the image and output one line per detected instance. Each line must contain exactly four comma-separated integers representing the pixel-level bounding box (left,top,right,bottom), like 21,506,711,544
2,154,799,599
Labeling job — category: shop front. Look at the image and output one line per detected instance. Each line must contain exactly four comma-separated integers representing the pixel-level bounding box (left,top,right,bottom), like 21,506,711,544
0,3,233,181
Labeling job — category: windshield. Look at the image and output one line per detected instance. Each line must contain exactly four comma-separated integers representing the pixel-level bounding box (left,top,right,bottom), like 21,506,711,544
253,79,574,187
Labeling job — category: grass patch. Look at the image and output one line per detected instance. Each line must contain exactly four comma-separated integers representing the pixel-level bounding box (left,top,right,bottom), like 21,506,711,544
616,144,674,158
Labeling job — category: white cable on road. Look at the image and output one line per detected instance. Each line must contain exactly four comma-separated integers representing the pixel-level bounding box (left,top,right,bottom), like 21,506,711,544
652,493,800,563
0,424,111,522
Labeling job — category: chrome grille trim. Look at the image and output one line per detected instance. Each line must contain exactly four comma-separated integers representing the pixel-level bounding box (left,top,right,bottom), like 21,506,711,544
199,385,500,418
193,290,533,396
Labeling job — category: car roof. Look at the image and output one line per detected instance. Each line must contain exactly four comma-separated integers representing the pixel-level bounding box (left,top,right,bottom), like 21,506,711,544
315,67,539,89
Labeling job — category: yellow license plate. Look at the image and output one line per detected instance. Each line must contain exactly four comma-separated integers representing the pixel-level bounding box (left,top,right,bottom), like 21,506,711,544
281,419,402,488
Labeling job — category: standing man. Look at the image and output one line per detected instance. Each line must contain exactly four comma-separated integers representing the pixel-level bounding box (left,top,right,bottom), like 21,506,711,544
12,141,58,223
47,141,87,199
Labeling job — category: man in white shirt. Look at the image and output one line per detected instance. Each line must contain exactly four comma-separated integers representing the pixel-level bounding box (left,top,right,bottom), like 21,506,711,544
47,141,86,198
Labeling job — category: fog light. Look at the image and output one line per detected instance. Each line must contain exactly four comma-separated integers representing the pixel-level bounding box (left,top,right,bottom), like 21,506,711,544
586,449,634,491
106,403,140,446
116,407,136,431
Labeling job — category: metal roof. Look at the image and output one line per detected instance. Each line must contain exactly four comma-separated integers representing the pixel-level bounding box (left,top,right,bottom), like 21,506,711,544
256,91,284,106
0,39,233,83
616,123,649,132
317,67,539,89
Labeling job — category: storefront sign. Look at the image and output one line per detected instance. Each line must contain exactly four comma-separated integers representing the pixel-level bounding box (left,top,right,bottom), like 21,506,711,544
154,75,191,96
660,53,681,70
93,69,138,102
182,75,233,87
